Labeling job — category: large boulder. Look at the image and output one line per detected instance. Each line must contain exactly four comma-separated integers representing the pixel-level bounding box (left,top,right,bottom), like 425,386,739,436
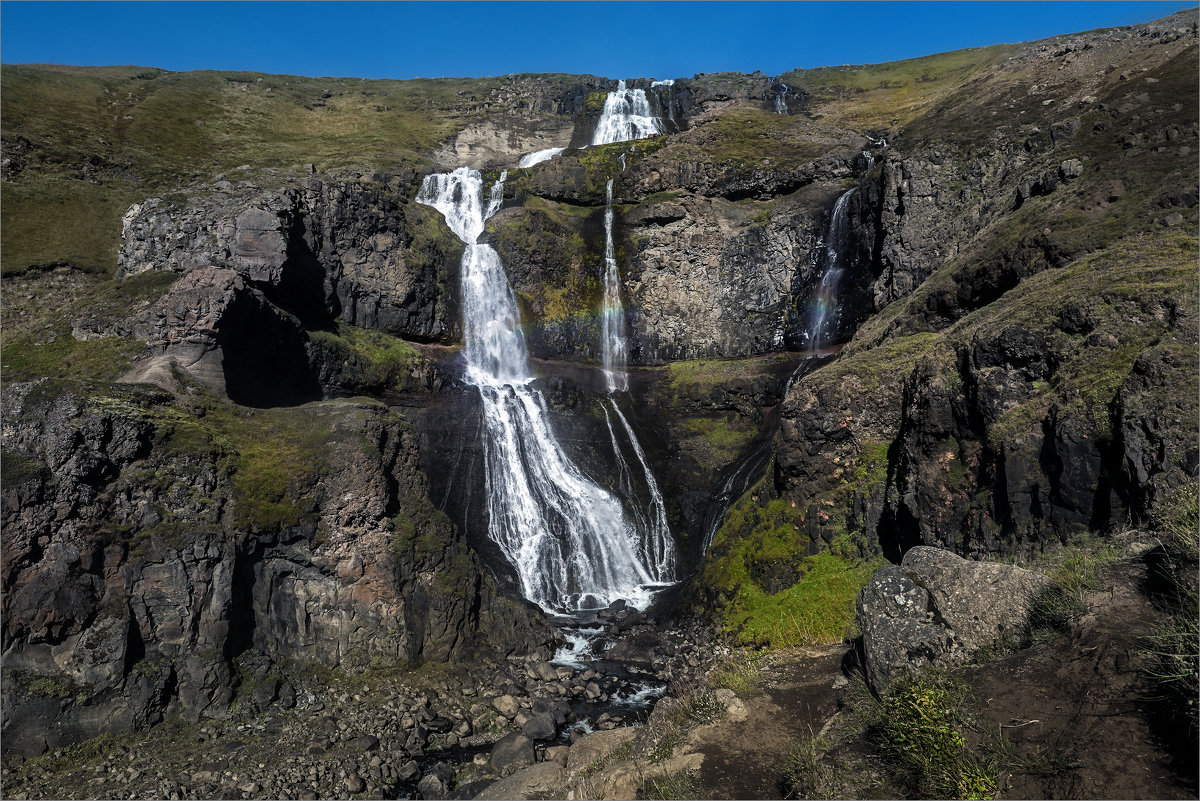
490,732,535,777
856,546,1050,694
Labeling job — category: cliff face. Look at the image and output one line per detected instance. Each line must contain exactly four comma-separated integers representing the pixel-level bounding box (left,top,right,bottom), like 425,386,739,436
2,9,1197,755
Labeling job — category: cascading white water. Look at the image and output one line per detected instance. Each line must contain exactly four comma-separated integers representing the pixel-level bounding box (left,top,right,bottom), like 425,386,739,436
417,167,675,613
519,147,566,168
775,82,789,114
601,179,628,393
593,80,664,145
807,189,855,351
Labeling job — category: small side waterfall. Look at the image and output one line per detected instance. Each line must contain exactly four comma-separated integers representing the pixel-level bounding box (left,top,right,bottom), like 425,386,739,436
807,189,855,351
593,80,664,145
417,167,676,612
601,179,628,393
651,78,677,128
775,82,790,114
597,176,676,577
519,147,566,168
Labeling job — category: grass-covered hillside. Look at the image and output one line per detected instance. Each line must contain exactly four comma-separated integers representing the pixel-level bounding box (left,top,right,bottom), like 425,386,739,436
0,65,583,275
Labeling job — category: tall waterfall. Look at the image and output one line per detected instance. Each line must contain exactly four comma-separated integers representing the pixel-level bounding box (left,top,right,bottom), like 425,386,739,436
775,82,789,114
807,189,855,350
601,179,628,393
417,167,675,612
593,80,664,145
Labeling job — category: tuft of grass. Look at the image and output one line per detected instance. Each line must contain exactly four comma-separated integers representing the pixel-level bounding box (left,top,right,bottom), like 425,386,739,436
871,672,999,799
783,726,835,800
1026,535,1122,637
642,771,701,800
1142,487,1200,748
707,650,765,696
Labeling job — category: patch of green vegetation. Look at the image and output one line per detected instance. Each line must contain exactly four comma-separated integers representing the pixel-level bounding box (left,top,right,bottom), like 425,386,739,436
577,137,666,194
26,675,74,699
698,107,831,170
783,44,1014,130
681,416,754,465
145,391,346,532
868,672,999,800
813,333,943,395
784,725,840,800
582,90,609,113
0,331,145,382
390,494,475,599
0,177,137,275
638,190,682,207
1025,534,1122,637
1143,487,1200,747
663,352,796,394
707,650,765,696
308,322,422,392
701,476,885,647
1,449,49,490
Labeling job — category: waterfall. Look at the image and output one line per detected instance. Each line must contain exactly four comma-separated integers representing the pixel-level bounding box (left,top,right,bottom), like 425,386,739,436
601,179,628,393
775,82,789,114
593,80,664,145
418,167,675,612
807,189,855,351
607,400,675,576
519,147,566,168
651,78,677,127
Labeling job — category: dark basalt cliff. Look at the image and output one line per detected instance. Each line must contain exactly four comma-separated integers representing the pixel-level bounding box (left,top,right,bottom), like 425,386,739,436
1,9,1197,758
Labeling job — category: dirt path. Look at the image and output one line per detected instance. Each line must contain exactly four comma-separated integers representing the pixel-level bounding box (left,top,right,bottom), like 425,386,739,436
688,645,845,800
965,559,1196,800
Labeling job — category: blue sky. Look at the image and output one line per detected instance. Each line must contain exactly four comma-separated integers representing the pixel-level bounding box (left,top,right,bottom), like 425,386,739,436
2,1,1195,80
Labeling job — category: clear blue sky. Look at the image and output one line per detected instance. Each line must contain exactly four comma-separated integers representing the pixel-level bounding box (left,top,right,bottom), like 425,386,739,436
2,1,1195,80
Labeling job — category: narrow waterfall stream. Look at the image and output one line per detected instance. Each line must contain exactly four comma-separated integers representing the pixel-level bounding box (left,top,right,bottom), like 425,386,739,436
418,167,675,614
601,179,628,393
775,81,790,114
807,188,855,351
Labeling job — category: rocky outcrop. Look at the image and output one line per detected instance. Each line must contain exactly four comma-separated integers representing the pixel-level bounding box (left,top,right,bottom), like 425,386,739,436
1,381,551,756
118,171,463,341
124,266,319,406
856,546,1049,693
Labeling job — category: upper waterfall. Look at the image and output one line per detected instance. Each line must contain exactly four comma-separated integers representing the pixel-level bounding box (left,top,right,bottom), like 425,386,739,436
417,167,676,613
592,80,664,145
775,82,789,114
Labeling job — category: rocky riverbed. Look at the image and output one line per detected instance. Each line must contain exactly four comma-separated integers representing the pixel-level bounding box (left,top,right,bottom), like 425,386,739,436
0,613,736,801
